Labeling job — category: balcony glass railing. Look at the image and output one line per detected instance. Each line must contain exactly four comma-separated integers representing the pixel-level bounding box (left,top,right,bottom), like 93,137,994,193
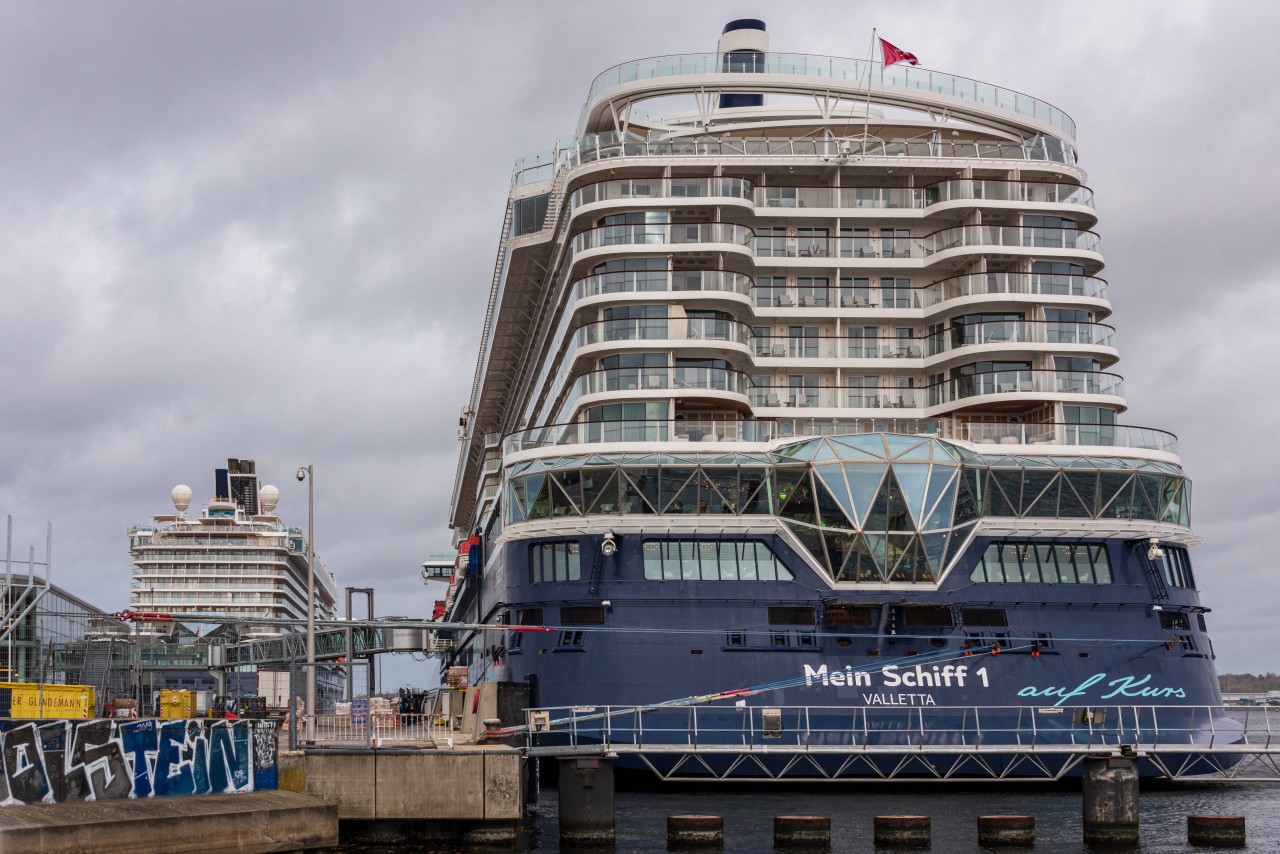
574,269,752,300
573,367,751,396
922,225,1101,256
582,52,1077,140
503,419,1175,455
924,320,1117,356
920,272,1108,308
926,369,1125,406
571,177,754,210
571,223,753,254
753,181,1093,211
572,317,753,347
751,335,923,360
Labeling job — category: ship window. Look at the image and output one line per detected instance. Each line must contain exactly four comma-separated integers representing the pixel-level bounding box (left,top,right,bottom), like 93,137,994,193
824,604,875,627
530,541,581,583
560,606,605,625
511,193,550,237
1159,546,1196,589
901,606,952,628
558,630,585,647
516,608,543,626
768,606,816,626
641,540,793,581
1197,613,1207,633
1159,611,1191,632
971,540,1112,584
962,608,1008,627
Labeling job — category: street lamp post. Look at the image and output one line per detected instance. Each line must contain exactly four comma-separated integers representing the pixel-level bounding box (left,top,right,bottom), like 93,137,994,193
296,465,316,743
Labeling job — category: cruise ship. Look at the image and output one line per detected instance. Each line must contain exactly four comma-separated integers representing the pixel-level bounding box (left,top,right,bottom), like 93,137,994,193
444,20,1225,773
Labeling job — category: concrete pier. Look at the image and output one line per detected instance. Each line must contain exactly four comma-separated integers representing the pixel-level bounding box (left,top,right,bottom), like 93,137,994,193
977,815,1035,847
668,815,724,847
1082,755,1139,846
874,815,931,848
774,815,830,848
0,791,337,854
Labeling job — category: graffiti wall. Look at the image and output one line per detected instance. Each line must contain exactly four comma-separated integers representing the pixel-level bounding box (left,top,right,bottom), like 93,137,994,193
0,718,278,805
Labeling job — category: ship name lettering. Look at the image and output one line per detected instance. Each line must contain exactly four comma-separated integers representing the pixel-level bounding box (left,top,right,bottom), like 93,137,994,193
803,663,872,687
880,664,969,688
861,693,937,706
1099,675,1187,700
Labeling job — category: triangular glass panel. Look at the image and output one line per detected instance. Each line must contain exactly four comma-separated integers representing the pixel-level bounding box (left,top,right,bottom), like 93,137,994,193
1066,457,1097,468
508,461,532,476
1087,456,1126,469
1180,481,1192,526
1097,472,1134,519
954,470,980,524
506,483,526,523
1160,477,1184,524
884,434,927,458
837,434,889,458
659,468,697,514
551,457,581,469
785,520,829,572
815,465,857,527
814,470,856,529
525,474,551,519
822,530,855,578
828,439,884,461
865,468,912,532
921,467,957,525
619,470,655,514
738,468,771,514
886,534,922,582
549,473,580,516
704,469,740,514
1025,473,1060,517
1057,476,1091,518
813,441,843,462
778,441,819,461
896,440,935,462
986,471,1018,517
992,470,1024,516
922,474,959,531
1020,470,1056,516
845,463,889,527
1064,471,1099,517
669,471,703,515
778,469,818,524
943,522,976,569
893,462,932,523
1133,474,1162,520
837,534,882,582
582,470,619,514
920,531,949,575
938,442,968,462
524,459,548,473
622,453,660,465
1015,456,1053,468
860,532,889,580
586,455,617,466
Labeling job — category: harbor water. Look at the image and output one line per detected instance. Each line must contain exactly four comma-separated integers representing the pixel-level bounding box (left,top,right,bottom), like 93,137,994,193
348,781,1280,852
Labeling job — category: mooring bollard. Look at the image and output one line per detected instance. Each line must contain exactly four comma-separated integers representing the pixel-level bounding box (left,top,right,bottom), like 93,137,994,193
668,815,724,848
874,815,931,848
558,756,615,847
774,815,831,848
977,815,1035,847
1187,815,1246,848
1082,754,1139,846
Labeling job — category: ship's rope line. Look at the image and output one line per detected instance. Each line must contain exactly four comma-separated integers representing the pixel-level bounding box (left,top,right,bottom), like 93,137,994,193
495,643,1025,736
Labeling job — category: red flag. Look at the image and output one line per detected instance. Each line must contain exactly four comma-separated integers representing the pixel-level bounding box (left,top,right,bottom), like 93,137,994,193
880,37,919,68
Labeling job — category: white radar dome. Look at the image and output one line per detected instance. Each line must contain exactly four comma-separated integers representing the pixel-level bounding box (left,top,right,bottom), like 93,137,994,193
171,484,193,513
259,484,280,514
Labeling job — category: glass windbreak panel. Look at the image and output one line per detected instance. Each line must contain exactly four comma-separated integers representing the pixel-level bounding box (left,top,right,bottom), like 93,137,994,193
590,257,668,293
1022,215,1076,248
511,193,550,237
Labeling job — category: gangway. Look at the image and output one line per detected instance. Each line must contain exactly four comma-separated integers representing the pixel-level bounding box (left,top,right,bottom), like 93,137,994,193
521,703,1280,783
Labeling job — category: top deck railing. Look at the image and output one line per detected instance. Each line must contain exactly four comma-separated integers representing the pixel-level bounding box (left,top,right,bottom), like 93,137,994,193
580,53,1076,140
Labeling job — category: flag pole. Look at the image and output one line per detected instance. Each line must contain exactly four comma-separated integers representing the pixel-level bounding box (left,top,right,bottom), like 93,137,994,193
861,28,878,152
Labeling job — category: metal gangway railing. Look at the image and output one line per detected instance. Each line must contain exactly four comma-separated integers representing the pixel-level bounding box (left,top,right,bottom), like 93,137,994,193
524,703,1280,782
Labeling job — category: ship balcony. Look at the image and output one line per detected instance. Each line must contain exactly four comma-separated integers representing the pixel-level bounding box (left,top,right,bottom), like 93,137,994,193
572,269,753,310
921,225,1103,269
570,317,753,361
568,177,755,221
750,385,919,411
920,272,1110,316
569,366,754,406
581,51,1076,142
569,222,754,267
751,334,923,361
926,369,1125,409
923,320,1118,364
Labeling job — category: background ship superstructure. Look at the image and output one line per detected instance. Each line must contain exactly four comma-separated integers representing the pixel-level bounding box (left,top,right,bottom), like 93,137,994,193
444,20,1221,759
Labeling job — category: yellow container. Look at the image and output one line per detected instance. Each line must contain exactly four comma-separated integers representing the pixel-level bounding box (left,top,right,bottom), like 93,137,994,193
159,689,197,719
2,682,95,719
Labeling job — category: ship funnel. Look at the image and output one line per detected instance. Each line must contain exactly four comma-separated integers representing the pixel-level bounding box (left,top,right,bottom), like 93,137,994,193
718,19,768,109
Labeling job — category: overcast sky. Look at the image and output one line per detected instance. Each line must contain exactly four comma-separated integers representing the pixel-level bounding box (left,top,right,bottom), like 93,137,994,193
2,1,1276,685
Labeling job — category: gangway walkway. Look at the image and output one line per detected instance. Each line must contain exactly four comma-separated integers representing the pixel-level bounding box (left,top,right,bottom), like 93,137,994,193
522,703,1280,782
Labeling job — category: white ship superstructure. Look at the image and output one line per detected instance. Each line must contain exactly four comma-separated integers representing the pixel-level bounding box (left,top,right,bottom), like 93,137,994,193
130,458,338,637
